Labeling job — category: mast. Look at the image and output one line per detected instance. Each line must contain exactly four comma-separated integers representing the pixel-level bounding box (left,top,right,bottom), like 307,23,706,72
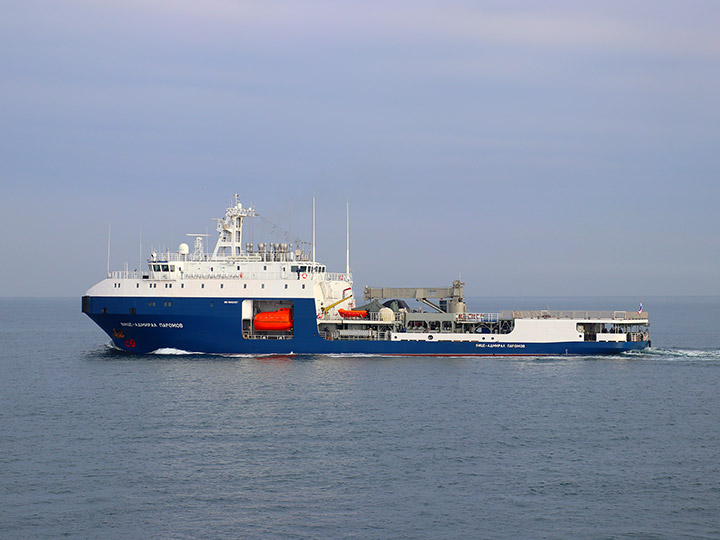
106,222,111,276
346,200,350,275
312,196,316,263
211,194,255,259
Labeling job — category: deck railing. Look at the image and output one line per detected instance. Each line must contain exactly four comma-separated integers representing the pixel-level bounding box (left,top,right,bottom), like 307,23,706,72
456,312,500,323
109,270,353,282
506,310,648,321
323,311,403,323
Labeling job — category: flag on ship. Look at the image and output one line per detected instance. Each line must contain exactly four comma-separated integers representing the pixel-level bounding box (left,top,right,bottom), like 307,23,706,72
638,302,643,314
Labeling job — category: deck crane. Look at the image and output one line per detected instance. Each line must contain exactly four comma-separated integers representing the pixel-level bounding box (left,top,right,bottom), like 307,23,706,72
363,280,467,314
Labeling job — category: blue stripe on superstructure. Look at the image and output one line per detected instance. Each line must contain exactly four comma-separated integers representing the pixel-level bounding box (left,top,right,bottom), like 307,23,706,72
83,295,650,356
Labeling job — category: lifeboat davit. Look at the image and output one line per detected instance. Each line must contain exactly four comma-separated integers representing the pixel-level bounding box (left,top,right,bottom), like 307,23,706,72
254,308,293,331
338,309,368,319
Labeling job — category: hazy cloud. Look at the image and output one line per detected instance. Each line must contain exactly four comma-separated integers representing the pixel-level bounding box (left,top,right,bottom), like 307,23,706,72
1,0,719,296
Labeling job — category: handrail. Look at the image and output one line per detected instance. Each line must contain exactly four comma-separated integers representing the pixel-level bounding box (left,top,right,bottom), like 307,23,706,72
150,251,319,263
109,270,353,282
507,310,648,321
323,310,403,322
456,313,500,323
325,273,352,282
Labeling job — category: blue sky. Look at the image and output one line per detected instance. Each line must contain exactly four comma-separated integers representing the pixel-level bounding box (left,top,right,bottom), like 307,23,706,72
2,0,719,297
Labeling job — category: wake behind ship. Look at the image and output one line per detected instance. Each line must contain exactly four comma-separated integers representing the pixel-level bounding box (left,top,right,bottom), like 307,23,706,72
83,195,650,355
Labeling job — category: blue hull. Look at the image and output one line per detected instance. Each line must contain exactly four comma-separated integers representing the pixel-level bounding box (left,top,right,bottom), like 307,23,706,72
83,295,650,356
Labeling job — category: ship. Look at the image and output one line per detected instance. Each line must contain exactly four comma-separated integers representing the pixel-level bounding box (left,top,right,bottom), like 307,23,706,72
82,195,650,356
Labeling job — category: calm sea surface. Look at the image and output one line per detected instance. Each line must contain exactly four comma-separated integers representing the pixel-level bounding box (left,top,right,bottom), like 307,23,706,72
1,296,719,540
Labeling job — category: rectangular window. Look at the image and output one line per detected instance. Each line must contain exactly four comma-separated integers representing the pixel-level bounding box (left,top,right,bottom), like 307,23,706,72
243,284,247,289
161,264,169,272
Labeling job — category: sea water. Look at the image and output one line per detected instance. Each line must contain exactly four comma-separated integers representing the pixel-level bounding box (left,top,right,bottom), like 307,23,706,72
1,297,719,540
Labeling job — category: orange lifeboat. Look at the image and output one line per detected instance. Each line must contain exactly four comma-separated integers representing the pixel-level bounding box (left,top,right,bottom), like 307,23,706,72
254,308,293,331
338,309,368,319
